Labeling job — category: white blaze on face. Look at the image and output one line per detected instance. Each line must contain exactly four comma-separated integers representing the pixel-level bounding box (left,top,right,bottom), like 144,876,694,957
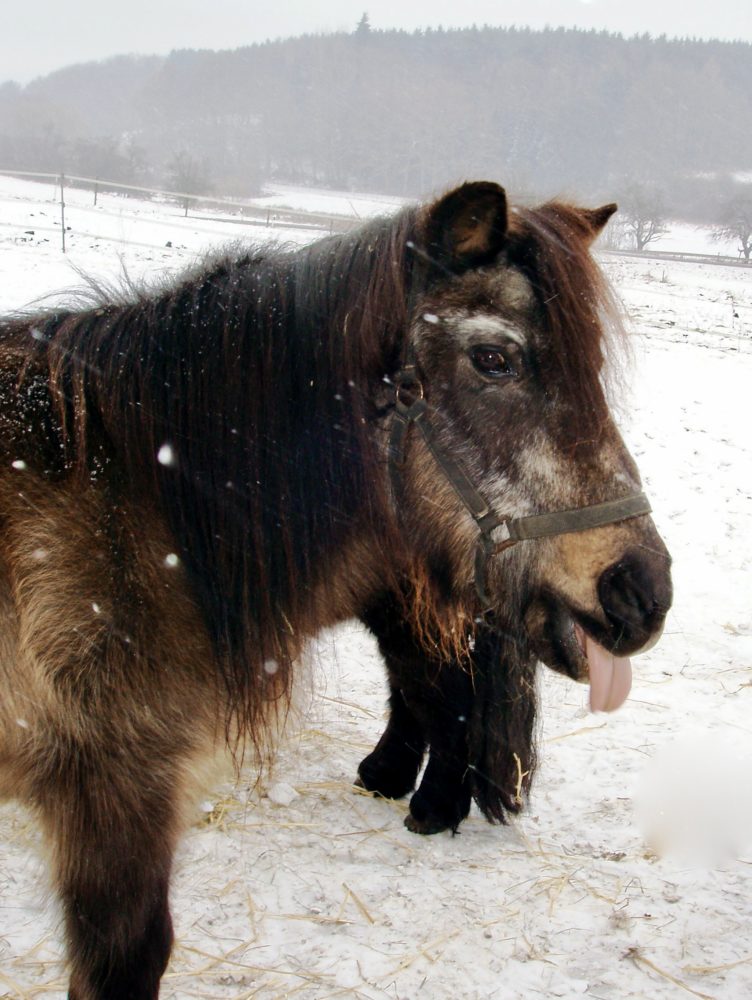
516,435,573,505
454,314,527,349
518,432,641,510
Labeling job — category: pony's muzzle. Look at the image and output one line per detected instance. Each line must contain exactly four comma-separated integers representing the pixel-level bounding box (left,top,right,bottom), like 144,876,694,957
597,548,673,655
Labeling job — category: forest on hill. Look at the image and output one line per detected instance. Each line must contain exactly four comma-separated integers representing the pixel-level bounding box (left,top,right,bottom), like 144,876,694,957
1,22,751,224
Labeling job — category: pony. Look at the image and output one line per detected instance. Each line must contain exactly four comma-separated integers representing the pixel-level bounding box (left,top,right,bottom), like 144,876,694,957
0,181,672,998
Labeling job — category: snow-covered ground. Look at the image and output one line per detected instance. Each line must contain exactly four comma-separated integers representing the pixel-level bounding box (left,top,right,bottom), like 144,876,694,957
0,176,751,999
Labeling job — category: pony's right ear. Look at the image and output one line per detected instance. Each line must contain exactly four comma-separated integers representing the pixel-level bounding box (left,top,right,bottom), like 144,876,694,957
421,181,508,272
580,203,618,242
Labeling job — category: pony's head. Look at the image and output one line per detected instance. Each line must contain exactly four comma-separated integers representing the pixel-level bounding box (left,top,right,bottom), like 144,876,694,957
394,182,672,709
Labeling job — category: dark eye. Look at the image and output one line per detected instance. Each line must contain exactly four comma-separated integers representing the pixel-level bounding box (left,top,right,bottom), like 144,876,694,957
470,345,517,378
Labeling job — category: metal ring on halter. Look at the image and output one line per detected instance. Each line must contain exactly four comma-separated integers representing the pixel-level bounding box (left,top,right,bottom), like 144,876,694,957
394,373,424,412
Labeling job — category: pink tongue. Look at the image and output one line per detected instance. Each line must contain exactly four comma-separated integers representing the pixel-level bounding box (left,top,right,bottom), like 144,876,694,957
581,631,632,712
575,625,632,712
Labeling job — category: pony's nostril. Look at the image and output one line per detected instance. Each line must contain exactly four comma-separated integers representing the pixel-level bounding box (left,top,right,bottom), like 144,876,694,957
598,552,670,645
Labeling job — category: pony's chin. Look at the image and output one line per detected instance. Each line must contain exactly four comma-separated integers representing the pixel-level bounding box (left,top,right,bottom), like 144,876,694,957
524,596,633,713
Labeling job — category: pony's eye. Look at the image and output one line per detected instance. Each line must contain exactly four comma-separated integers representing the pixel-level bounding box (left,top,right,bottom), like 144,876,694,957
470,346,516,378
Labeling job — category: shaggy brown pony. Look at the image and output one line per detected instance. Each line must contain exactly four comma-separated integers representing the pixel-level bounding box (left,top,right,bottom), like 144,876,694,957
0,182,671,998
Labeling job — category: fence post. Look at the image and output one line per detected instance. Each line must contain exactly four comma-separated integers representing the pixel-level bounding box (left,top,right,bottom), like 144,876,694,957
60,172,66,254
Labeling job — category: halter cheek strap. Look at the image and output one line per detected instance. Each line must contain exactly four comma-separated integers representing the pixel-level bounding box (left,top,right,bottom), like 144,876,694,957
388,367,652,608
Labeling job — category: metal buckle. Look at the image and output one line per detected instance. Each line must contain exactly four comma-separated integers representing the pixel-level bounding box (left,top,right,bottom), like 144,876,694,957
492,522,517,554
395,370,424,412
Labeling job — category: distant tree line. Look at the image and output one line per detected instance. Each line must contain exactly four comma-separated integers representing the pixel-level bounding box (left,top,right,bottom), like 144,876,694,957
1,25,752,245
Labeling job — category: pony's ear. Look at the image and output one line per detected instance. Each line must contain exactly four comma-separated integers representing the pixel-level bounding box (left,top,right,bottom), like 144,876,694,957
580,203,618,242
422,181,508,271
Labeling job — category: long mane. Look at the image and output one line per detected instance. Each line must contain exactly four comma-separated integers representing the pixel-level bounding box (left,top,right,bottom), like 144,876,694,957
1,208,423,738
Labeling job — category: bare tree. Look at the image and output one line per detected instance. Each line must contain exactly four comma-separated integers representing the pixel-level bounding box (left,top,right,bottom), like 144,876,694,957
712,195,752,261
620,184,669,252
167,151,212,216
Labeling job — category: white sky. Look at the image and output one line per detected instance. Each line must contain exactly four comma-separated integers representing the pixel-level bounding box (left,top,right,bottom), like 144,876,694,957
2,0,752,85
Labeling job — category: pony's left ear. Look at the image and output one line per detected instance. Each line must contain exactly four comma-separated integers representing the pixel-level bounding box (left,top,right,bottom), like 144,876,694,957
422,181,508,271
580,203,618,242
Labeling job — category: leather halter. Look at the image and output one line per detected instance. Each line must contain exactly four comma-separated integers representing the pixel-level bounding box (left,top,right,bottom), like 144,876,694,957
388,362,652,608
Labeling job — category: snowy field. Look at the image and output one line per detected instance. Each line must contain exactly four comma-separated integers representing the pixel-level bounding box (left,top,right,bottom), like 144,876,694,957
0,176,751,999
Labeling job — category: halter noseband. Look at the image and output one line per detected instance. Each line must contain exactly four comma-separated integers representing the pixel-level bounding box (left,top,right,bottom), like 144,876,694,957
388,363,652,608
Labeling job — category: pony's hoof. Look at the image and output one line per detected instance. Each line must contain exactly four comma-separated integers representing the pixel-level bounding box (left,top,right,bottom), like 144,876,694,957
404,811,451,835
406,786,469,835
355,759,416,800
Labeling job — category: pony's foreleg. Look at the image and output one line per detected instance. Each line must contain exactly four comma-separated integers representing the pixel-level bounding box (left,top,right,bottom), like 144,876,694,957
402,666,475,836
359,593,474,834
356,683,426,799
34,751,180,1000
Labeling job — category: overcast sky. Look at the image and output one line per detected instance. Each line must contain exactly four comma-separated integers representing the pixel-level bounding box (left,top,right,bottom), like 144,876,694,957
2,0,752,85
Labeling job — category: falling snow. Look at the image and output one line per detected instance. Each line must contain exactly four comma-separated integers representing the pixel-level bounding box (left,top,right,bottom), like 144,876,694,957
157,443,176,467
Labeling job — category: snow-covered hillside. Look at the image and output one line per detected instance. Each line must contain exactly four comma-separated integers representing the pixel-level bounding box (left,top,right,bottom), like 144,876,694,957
0,176,750,1000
